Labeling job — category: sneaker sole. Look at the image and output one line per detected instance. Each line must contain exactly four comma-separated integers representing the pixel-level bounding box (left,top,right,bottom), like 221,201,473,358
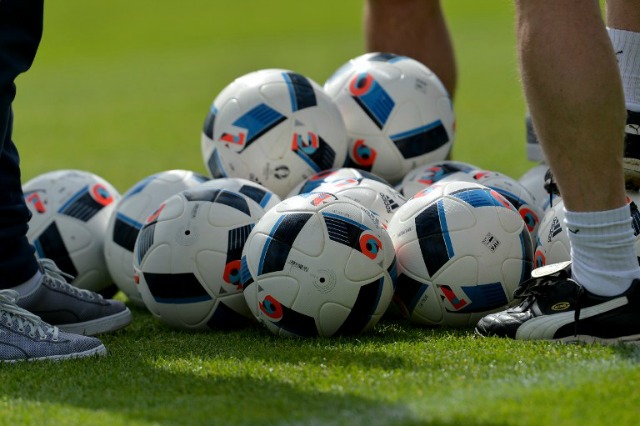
2,344,107,363
474,328,640,345
555,334,640,345
57,308,132,336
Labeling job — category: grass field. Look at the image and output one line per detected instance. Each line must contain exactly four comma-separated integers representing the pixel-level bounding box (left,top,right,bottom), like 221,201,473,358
4,1,640,425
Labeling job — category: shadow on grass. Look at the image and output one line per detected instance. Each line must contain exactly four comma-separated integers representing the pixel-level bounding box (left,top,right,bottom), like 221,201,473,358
117,304,471,369
4,304,634,425
601,341,640,362
1,357,415,425
3,308,634,420
0,307,486,426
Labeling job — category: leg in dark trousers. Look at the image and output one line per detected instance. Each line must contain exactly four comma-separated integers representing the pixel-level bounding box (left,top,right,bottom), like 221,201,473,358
0,0,44,288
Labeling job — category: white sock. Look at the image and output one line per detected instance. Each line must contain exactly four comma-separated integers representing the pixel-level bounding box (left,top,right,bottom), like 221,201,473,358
11,270,43,298
607,28,640,111
564,204,640,296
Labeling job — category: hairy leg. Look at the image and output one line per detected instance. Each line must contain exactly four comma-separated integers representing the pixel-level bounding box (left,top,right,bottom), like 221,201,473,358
363,0,457,98
516,0,627,212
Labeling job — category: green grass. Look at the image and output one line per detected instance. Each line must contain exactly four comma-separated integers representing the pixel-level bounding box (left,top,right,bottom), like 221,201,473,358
14,0,529,189
2,310,640,425
5,1,639,425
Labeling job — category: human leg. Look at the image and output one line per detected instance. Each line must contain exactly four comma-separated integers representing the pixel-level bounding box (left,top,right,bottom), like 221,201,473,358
0,0,44,289
606,0,640,187
608,0,640,96
476,0,640,342
527,1,640,169
517,0,639,294
0,0,131,342
517,1,626,212
363,0,457,98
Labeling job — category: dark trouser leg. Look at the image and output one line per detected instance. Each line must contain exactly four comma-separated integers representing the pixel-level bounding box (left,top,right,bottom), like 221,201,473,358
0,0,44,288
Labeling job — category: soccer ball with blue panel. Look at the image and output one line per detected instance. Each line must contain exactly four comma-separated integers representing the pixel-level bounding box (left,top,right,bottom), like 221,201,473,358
286,167,390,199
312,177,407,227
533,198,569,268
104,169,210,306
439,169,542,241
324,52,455,184
201,69,348,199
195,177,281,213
398,160,479,198
387,181,533,327
240,193,396,337
23,169,120,293
133,187,266,330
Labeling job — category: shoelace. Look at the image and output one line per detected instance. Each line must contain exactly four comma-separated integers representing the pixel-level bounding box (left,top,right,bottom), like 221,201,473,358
38,258,101,301
514,270,584,337
543,168,560,208
0,289,59,341
513,271,568,299
573,286,584,338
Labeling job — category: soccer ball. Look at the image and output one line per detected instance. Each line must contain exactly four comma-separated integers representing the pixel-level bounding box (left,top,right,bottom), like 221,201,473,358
440,169,542,240
323,52,455,184
518,163,559,212
104,170,210,306
241,193,396,337
201,68,349,199
533,192,640,267
196,177,281,212
398,160,479,198
23,169,120,292
387,181,533,327
312,177,407,227
133,187,267,330
286,167,390,198
533,198,569,268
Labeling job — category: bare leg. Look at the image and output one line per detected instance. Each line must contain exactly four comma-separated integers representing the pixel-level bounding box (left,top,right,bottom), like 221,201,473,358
607,0,640,186
363,0,457,98
516,0,626,213
607,0,640,31
516,0,640,297
474,1,640,342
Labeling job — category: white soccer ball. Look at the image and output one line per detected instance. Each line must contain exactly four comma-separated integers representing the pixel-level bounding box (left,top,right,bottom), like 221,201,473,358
241,193,396,337
286,167,390,198
312,177,407,227
133,187,265,330
387,181,533,327
398,160,479,198
23,169,120,292
104,170,210,306
195,177,281,212
533,198,569,268
323,52,455,184
201,69,349,199
440,169,542,240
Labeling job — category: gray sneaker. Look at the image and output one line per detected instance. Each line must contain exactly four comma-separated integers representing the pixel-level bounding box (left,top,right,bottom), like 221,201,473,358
17,259,132,336
0,289,106,362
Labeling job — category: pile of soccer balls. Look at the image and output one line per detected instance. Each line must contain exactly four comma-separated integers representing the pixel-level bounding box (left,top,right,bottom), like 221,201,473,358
24,52,587,338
